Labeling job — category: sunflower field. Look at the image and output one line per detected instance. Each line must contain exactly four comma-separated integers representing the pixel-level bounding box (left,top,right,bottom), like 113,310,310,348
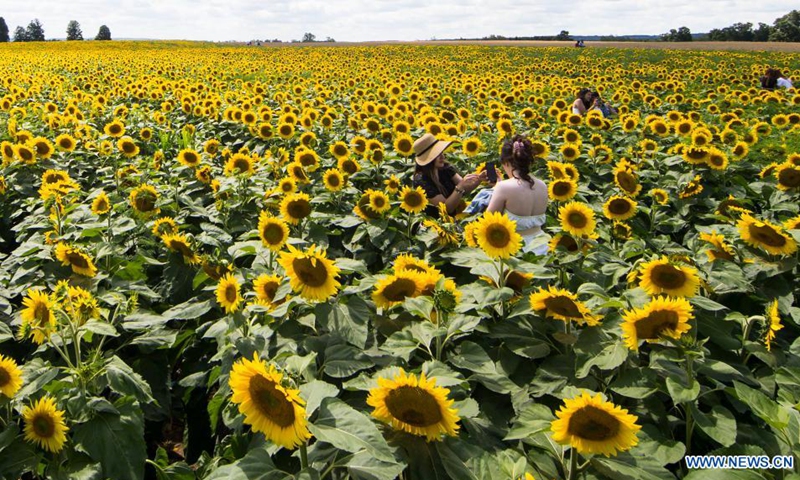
0,40,799,480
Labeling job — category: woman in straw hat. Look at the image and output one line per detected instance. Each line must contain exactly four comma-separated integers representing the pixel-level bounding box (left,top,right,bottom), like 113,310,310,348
412,133,485,218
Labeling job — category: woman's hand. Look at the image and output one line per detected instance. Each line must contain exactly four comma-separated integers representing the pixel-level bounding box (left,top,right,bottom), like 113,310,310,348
460,173,482,192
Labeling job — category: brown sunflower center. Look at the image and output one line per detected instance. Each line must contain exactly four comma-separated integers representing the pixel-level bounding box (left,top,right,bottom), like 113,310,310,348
505,271,530,292
778,168,800,188
169,240,194,258
333,145,348,157
286,200,311,220
0,366,11,386
649,264,686,290
567,212,587,229
544,295,582,318
19,148,34,161
259,282,279,302
261,223,286,245
95,199,109,211
299,154,315,166
32,414,56,437
248,374,296,428
485,224,511,248
635,309,679,339
108,125,122,135
66,252,90,269
384,386,443,427
616,171,637,193
371,196,386,209
341,160,358,174
183,152,198,164
609,199,632,215
404,191,423,207
44,173,64,184
567,405,620,441
121,141,136,154
233,159,251,173
327,175,341,187
134,192,157,212
556,235,579,252
749,224,787,247
397,139,412,152
553,181,573,197
382,278,418,302
292,257,329,288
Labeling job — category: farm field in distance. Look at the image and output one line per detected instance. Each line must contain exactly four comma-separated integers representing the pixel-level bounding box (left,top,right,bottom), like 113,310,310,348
0,40,799,480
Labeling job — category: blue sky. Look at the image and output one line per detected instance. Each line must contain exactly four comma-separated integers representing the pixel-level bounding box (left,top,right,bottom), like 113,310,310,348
0,0,796,41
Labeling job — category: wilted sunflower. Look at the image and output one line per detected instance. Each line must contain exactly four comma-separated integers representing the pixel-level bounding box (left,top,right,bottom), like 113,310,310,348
130,184,160,216
737,213,797,256
372,270,425,309
548,178,578,201
621,296,693,350
55,242,97,277
280,192,312,225
529,286,600,326
367,369,460,442
91,192,111,215
559,201,596,237
399,186,428,214
161,232,201,264
22,396,69,453
637,257,699,297
177,148,201,168
764,300,783,352
20,289,56,344
323,169,345,192
775,163,800,191
225,153,256,176
472,211,523,259
258,212,289,251
0,353,23,398
229,354,311,449
278,244,340,301
551,392,641,457
216,273,242,314
699,231,735,261
603,196,637,221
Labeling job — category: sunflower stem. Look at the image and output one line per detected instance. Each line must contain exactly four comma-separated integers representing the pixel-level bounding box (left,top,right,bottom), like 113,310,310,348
567,447,579,480
300,443,309,470
740,317,756,360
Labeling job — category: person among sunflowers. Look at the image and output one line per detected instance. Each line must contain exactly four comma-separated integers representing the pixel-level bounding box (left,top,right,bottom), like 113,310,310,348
589,91,618,117
571,88,593,115
485,135,550,255
413,133,485,218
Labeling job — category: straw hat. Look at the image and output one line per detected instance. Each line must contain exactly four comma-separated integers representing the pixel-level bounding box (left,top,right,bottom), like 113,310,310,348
413,133,452,166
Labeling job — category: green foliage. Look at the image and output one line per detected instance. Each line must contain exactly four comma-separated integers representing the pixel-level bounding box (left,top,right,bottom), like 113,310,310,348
66,20,83,41
95,25,111,41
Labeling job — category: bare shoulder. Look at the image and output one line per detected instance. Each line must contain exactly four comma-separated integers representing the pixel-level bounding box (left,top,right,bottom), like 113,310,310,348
534,177,547,189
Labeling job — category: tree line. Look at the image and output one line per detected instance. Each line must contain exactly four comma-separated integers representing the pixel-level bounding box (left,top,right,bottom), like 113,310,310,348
0,18,111,42
662,9,800,42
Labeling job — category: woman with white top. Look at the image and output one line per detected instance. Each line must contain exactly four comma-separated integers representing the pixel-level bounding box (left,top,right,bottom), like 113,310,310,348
486,135,549,255
571,88,592,115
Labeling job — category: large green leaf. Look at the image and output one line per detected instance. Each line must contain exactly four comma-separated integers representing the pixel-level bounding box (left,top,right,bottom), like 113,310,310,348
105,355,156,404
591,454,674,480
203,445,291,480
733,381,790,429
690,404,737,447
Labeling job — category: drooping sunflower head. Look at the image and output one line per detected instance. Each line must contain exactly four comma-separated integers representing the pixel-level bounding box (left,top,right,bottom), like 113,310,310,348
474,211,523,259
0,353,23,399
621,296,694,350
559,201,596,237
22,396,69,453
699,231,735,262
228,354,310,449
737,213,798,256
278,244,341,302
775,163,800,191
161,233,201,264
551,392,641,457
637,256,700,298
399,185,429,214
372,270,425,309
20,289,56,344
529,285,601,326
253,274,284,305
764,300,783,352
54,242,98,277
280,192,312,225
129,184,160,216
367,369,460,442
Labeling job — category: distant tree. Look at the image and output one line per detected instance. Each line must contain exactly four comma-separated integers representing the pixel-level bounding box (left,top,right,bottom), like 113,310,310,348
769,10,800,42
302,32,316,42
13,25,27,42
324,36,335,42
555,30,572,41
662,26,692,42
0,17,9,42
26,18,45,41
754,22,772,41
66,20,83,40
95,25,111,41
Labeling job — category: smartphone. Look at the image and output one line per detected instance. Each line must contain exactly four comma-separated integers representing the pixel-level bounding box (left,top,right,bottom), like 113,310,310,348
486,161,498,183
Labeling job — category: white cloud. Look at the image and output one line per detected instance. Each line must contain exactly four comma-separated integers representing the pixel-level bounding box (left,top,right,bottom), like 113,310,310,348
0,0,796,41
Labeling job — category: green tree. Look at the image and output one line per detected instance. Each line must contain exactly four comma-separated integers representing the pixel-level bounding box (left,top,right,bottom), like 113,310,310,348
13,25,27,42
662,26,692,42
0,17,9,42
555,30,572,40
302,32,316,42
66,20,83,41
769,10,800,42
26,18,45,41
95,25,111,41
754,22,772,41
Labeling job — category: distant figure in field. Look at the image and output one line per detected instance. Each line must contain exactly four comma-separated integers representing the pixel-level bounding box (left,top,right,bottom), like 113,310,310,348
775,70,794,90
760,68,778,90
571,88,593,115
589,91,618,117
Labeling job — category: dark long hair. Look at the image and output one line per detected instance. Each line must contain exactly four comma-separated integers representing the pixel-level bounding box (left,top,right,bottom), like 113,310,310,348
500,135,536,189
577,88,591,108
414,159,448,196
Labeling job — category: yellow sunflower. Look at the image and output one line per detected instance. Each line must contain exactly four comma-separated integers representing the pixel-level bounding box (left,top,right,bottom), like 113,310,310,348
614,169,641,197
224,153,256,176
551,392,641,457
399,186,429,214
329,141,350,161
22,396,69,453
764,300,783,352
253,274,283,306
384,175,401,194
367,369,460,442
55,133,77,152
372,271,425,309
650,189,669,205
91,192,111,215
20,289,56,344
559,202,596,237
117,137,139,158
104,119,125,137
560,143,581,162
473,211,523,259
55,242,98,277
229,354,311,449
278,244,340,301
603,196,638,221
698,231,735,262
394,134,415,157
216,273,242,314
258,212,290,251
775,163,800,191
323,169,345,192
529,286,601,326
368,190,391,214
462,136,483,157
177,148,201,168
161,233,201,264
0,353,23,398
637,257,699,298
152,217,178,237
621,296,693,350
548,178,578,201
129,184,160,216
393,254,439,276
784,215,800,231
280,192,312,225
737,213,798,256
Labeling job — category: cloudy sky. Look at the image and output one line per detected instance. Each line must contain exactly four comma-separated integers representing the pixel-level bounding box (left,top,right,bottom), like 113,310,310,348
0,0,796,41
